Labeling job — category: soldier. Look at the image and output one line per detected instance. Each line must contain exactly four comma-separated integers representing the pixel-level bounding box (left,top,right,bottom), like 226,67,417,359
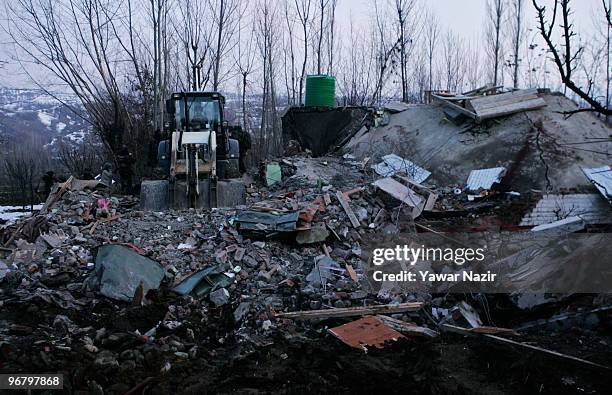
231,126,251,174
100,162,114,190
116,145,134,195
82,167,94,180
39,171,55,199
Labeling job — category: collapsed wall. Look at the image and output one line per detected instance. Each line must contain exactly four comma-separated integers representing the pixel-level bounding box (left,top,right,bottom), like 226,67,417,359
343,93,612,192
281,106,373,156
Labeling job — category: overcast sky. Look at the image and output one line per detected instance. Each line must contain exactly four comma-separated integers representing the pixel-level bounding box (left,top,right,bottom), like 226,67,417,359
0,0,606,90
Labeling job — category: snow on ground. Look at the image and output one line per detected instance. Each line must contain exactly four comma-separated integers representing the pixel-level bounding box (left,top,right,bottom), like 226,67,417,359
37,110,54,127
67,131,85,143
56,122,66,132
0,204,43,224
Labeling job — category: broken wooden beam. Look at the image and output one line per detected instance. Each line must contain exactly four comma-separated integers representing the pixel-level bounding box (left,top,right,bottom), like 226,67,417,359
376,315,439,338
276,302,424,320
441,324,610,371
335,190,361,228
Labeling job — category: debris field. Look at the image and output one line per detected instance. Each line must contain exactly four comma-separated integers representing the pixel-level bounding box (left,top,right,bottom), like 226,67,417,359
1,88,612,394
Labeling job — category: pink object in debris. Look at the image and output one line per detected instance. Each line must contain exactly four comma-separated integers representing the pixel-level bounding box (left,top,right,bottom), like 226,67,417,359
97,198,109,213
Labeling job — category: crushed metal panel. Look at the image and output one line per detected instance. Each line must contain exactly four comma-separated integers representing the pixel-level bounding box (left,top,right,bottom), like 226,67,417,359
235,210,299,232
466,167,506,191
371,154,431,183
582,166,612,205
328,316,405,351
520,194,612,226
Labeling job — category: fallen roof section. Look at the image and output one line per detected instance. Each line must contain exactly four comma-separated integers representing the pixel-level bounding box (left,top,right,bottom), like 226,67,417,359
520,194,612,226
582,166,612,205
433,88,547,122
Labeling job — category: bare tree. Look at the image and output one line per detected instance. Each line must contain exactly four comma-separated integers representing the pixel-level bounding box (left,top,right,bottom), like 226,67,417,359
6,0,160,175
394,0,418,102
424,8,440,93
208,0,242,91
533,0,612,115
175,0,214,90
442,30,465,92
3,139,49,210
337,14,375,105
602,0,611,118
234,10,257,132
283,1,298,104
256,0,281,158
465,40,483,91
57,139,104,178
508,0,525,88
326,0,338,74
314,0,329,74
295,0,312,105
485,0,505,85
371,1,401,105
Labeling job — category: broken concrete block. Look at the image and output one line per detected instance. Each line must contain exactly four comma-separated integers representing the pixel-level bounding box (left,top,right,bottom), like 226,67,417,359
233,302,251,322
295,225,330,244
306,256,342,286
209,288,230,306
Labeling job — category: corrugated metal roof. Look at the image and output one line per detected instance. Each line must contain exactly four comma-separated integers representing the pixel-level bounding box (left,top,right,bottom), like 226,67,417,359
582,166,612,205
371,154,431,183
466,167,506,191
520,194,612,226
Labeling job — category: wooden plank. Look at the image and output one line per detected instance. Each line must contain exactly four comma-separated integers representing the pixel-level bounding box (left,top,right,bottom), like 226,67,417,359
275,302,424,320
345,264,359,283
468,88,538,109
477,97,547,120
394,175,438,211
336,190,361,228
376,315,439,338
431,94,478,119
441,324,611,371
323,193,332,205
469,93,539,113
372,177,424,208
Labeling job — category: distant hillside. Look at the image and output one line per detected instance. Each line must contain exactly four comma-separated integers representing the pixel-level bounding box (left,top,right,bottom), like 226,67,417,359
0,88,91,149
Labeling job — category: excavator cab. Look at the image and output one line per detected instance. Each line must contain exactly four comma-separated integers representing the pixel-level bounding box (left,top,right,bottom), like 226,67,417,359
141,92,245,211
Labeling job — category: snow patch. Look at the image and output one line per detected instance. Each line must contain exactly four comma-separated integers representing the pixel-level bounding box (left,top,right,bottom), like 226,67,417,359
0,204,43,224
37,110,54,127
56,122,66,132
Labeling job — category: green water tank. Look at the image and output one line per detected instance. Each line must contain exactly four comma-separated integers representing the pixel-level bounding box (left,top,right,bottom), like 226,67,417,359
305,74,336,107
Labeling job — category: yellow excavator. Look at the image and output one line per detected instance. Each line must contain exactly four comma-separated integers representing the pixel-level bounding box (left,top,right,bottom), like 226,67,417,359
140,91,245,210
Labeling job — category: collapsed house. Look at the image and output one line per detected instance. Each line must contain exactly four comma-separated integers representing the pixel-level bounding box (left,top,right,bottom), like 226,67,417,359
1,87,612,393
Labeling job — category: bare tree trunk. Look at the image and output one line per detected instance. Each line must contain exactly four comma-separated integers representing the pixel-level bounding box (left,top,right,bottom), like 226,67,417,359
510,0,524,88
486,0,504,85
425,8,440,94
316,0,328,74
295,0,312,105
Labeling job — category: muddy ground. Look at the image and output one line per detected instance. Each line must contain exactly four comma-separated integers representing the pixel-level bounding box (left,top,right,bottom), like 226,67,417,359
2,290,611,394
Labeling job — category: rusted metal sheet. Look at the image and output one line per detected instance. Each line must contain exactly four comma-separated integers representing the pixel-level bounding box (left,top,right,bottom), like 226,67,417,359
328,316,405,351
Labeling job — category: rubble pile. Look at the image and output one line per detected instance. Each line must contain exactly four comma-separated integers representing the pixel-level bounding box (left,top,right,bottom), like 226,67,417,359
2,88,612,392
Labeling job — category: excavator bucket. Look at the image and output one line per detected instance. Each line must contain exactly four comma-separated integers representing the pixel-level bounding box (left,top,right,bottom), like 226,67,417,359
140,179,246,211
